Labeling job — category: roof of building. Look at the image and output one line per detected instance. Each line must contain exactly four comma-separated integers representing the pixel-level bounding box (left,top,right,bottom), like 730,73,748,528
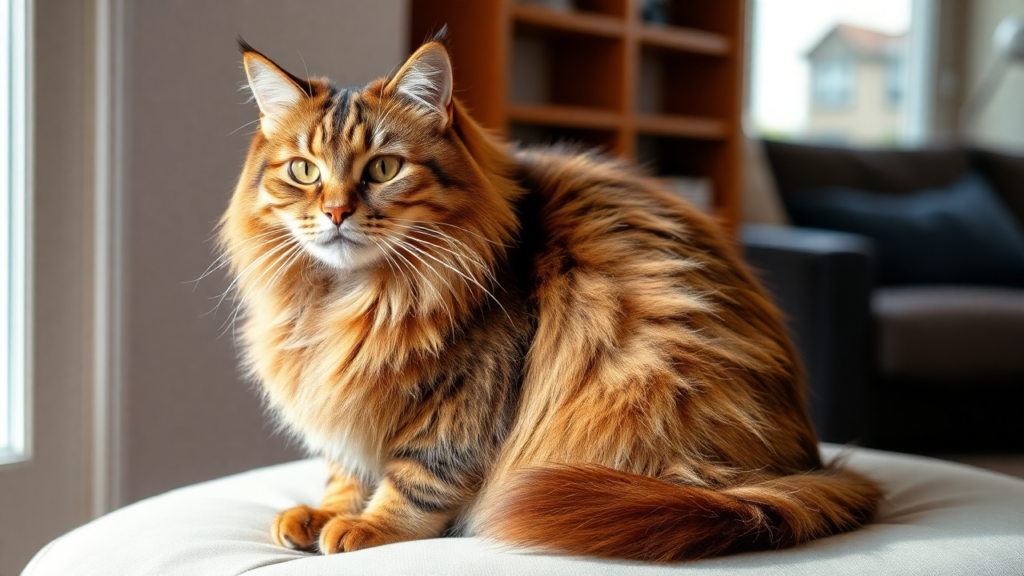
807,23,906,60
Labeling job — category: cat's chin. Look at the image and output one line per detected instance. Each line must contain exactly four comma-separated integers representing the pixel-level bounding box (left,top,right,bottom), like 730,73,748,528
303,239,380,272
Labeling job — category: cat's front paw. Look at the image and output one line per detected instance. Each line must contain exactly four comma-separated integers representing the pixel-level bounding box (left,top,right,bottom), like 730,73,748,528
272,505,338,552
318,515,392,554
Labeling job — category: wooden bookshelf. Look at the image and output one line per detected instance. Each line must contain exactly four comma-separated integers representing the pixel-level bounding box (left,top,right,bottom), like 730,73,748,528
410,0,747,231
508,104,623,129
635,114,727,139
512,2,625,37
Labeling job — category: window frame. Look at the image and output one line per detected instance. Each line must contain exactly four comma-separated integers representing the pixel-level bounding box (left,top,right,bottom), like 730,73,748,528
0,0,32,467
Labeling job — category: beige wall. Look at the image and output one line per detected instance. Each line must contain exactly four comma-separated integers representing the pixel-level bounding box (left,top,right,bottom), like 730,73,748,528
116,0,408,505
808,60,902,145
965,0,1024,150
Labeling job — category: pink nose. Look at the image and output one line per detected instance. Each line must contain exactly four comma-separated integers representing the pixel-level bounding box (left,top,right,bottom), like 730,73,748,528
323,205,353,226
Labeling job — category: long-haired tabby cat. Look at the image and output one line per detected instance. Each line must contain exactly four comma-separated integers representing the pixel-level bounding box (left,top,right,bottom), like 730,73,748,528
219,34,881,561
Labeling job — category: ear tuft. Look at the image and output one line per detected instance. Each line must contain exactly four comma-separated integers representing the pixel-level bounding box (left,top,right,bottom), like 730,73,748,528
241,44,306,136
237,35,256,55
387,42,454,127
428,25,449,47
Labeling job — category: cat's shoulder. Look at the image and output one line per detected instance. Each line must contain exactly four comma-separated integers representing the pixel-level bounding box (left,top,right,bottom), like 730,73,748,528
512,143,646,190
510,143,694,221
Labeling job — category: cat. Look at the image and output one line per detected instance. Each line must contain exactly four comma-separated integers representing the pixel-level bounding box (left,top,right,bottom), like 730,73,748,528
218,33,881,561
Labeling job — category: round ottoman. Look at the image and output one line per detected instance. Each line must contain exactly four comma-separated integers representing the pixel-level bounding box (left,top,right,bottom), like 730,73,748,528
22,445,1024,576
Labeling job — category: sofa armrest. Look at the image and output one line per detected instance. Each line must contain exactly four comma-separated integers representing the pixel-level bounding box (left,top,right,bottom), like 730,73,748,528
741,224,876,445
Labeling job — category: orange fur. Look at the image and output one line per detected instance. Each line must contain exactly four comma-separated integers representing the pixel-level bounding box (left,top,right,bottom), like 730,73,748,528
219,36,881,560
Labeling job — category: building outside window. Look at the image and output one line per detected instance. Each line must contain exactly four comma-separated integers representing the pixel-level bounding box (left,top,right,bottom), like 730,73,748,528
812,59,854,108
750,0,915,146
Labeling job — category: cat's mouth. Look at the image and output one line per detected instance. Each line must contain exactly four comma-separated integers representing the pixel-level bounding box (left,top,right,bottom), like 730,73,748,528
318,231,365,248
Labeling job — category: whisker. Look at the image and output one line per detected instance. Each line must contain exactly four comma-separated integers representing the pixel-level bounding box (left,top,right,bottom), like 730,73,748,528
379,234,455,327
385,222,501,288
207,237,296,317
227,117,262,137
366,236,402,280
390,217,511,248
401,235,512,323
233,240,300,309
221,241,302,336
296,49,312,98
366,236,418,323
190,229,291,288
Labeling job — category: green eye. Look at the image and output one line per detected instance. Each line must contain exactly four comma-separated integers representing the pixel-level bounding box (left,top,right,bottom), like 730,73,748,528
289,159,320,185
365,156,402,183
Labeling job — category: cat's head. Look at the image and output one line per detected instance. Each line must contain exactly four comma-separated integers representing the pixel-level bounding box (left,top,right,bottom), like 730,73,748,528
221,36,519,304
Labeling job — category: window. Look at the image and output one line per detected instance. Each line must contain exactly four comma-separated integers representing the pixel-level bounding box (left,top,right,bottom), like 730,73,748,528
0,0,30,465
813,60,854,108
886,57,904,106
749,0,919,145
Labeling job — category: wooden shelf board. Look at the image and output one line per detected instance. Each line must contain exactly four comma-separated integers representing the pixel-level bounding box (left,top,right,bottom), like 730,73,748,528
512,3,625,38
509,104,622,130
639,25,731,56
635,114,728,139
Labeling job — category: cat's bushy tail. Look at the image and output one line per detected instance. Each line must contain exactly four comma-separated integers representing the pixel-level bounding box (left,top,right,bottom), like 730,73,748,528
480,463,881,561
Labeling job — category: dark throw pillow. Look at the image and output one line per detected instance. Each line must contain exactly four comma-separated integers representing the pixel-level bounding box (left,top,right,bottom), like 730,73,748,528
785,173,1024,286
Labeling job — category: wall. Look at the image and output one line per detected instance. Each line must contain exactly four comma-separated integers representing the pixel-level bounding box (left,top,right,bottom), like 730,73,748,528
116,0,408,506
965,0,1024,151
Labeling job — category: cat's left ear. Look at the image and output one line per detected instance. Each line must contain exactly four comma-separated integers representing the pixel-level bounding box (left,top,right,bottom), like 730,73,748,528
240,40,307,137
386,39,454,129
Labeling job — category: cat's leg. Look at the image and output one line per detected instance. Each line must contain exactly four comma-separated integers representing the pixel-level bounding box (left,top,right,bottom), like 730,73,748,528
272,463,369,551
317,457,469,553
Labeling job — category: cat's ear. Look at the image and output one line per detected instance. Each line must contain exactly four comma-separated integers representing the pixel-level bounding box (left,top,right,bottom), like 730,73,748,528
240,40,307,136
386,37,454,129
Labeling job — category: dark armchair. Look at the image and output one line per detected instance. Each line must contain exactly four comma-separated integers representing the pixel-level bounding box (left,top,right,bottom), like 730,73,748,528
741,141,1024,452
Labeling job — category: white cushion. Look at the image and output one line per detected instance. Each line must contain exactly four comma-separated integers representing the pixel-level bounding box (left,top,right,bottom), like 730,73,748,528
22,445,1024,576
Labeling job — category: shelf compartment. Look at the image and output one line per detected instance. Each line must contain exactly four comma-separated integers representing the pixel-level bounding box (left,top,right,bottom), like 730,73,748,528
636,134,725,179
509,104,622,130
510,25,624,110
512,2,626,38
636,47,735,118
638,25,730,56
635,114,727,140
510,122,620,154
638,1,741,35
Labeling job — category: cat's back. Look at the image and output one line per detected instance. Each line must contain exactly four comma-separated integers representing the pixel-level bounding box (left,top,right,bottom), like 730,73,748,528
500,145,820,477
512,145,735,287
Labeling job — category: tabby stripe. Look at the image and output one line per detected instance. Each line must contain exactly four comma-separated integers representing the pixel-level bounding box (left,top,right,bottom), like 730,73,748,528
421,157,458,189
342,96,362,143
390,197,450,215
333,89,353,145
385,473,449,513
362,119,374,151
392,446,465,486
377,130,396,148
251,159,268,189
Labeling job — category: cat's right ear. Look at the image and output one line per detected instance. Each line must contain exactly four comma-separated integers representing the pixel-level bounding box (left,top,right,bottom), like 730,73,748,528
240,40,306,137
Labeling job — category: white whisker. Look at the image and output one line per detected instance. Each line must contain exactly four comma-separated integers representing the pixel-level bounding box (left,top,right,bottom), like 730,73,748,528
379,234,455,327
191,228,291,288
401,235,511,322
207,236,296,317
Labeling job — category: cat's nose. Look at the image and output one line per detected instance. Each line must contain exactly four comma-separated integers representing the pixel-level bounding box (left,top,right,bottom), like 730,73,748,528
323,205,353,226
